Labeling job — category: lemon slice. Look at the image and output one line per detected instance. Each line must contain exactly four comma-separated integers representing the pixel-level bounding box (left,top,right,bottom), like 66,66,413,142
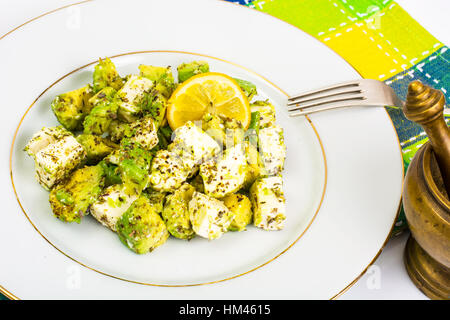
167,72,251,130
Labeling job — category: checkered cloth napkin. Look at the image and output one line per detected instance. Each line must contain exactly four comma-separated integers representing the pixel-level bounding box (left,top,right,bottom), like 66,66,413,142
228,0,450,235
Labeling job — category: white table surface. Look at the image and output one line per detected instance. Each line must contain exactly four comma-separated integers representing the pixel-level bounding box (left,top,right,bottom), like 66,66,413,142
1,0,448,300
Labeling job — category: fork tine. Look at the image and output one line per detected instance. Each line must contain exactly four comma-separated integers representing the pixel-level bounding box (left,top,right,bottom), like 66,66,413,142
288,93,365,111
288,99,367,117
287,87,362,106
287,80,360,102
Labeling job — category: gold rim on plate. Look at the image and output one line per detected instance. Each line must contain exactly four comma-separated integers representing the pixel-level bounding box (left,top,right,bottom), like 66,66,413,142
0,0,404,300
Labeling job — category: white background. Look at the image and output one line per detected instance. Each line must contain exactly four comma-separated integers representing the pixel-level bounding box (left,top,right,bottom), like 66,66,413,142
1,0,448,300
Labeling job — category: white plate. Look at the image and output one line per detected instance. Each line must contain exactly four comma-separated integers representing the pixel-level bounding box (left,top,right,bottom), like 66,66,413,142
0,0,403,299
11,51,326,286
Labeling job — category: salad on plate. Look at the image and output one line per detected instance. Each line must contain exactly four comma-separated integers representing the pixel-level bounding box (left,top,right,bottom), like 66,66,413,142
24,58,287,254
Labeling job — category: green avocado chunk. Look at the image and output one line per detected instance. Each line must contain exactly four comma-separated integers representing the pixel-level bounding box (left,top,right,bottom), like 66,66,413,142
234,78,257,101
119,159,149,189
51,85,94,131
76,133,118,164
99,160,122,186
139,65,176,98
49,165,105,223
162,183,196,240
223,193,253,232
116,194,169,254
158,125,173,142
108,120,132,142
83,87,118,135
142,90,168,128
177,61,209,82
93,57,124,93
145,190,166,215
111,138,154,191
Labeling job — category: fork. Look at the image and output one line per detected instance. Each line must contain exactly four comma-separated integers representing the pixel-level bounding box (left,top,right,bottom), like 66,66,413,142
287,79,404,117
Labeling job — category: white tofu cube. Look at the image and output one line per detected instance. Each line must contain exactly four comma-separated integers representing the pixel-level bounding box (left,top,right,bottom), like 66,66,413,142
250,176,286,231
188,192,233,240
130,116,158,150
34,135,86,190
24,126,71,158
90,184,138,231
169,121,221,175
149,150,190,192
258,125,286,175
200,143,247,198
117,75,153,122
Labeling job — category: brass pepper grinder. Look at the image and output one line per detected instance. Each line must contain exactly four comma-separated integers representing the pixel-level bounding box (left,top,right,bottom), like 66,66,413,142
402,80,450,300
